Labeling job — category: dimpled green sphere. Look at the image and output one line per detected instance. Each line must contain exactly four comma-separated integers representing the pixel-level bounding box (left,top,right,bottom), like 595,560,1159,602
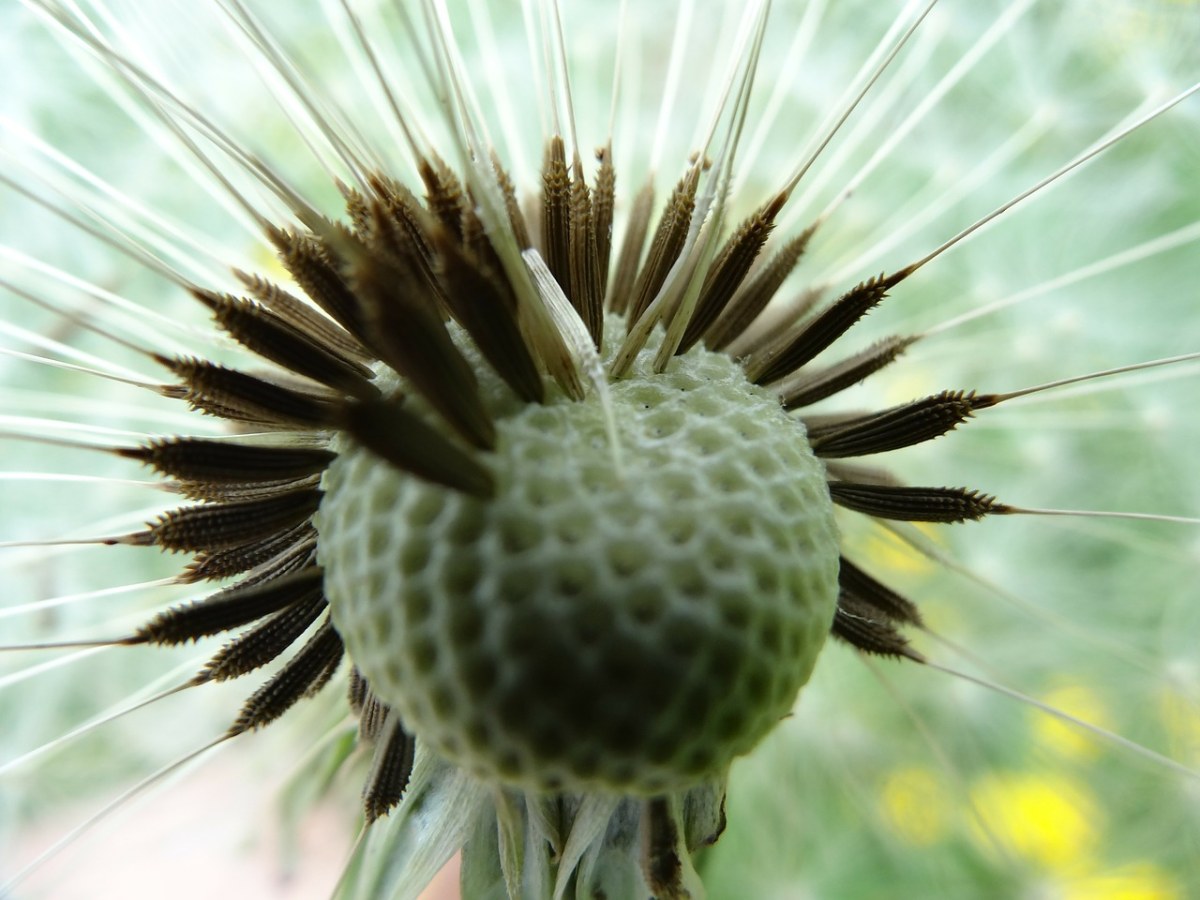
318,320,839,795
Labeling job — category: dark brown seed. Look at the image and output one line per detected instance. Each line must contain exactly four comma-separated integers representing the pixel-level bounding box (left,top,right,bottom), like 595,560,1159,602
172,475,320,504
131,489,323,553
368,174,439,268
828,483,1005,523
363,714,418,823
131,566,324,646
780,335,918,409
226,618,344,736
267,225,370,345
831,593,923,661
180,524,315,583
745,266,913,384
592,145,616,300
432,228,546,404
569,173,604,348
541,135,572,294
234,271,372,364
492,152,533,250
198,589,329,682
339,397,494,498
677,192,786,354
193,289,378,398
606,178,655,315
346,237,496,450
627,166,700,324
705,226,815,351
119,438,335,484
161,357,337,428
348,666,368,713
419,155,467,240
811,390,995,458
359,692,389,742
838,557,922,626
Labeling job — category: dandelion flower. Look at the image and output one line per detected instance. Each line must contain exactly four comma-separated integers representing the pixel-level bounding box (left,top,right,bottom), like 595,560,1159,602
1,1,1199,898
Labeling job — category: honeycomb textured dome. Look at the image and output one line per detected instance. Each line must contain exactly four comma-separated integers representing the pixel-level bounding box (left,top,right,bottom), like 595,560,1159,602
319,319,839,794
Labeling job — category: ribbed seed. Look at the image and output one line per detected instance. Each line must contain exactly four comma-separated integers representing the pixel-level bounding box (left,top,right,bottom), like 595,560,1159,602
780,335,917,409
828,483,1004,523
542,135,572,293
119,438,335,484
606,178,655,315
132,566,325,645
129,490,323,553
227,618,344,736
199,589,329,682
746,266,913,384
705,226,814,351
180,525,315,583
838,557,922,626
363,714,418,823
161,357,337,428
811,390,994,458
338,398,494,497
677,192,786,354
627,167,700,324
234,271,372,364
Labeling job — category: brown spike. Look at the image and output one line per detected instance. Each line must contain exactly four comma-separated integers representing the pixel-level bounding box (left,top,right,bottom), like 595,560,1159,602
838,557,922,626
172,475,321,504
831,594,924,661
119,438,335,484
181,525,315,584
828,483,1005,523
162,357,337,428
267,225,371,344
459,202,511,287
606,178,655,315
339,397,494,498
198,590,328,683
780,335,917,409
136,490,323,553
811,390,994,458
341,183,373,237
541,135,572,292
705,226,815,352
363,714,418,823
568,173,604,348
234,271,372,364
627,167,701,324
348,666,369,714
592,145,616,299
491,152,533,250
432,227,545,403
745,268,911,385
132,566,324,646
364,179,443,300
227,618,343,736
419,155,467,240
359,693,389,742
677,193,786,354
342,234,496,450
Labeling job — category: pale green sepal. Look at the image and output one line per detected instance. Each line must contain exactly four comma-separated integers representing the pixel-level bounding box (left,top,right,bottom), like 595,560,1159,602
351,744,489,900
